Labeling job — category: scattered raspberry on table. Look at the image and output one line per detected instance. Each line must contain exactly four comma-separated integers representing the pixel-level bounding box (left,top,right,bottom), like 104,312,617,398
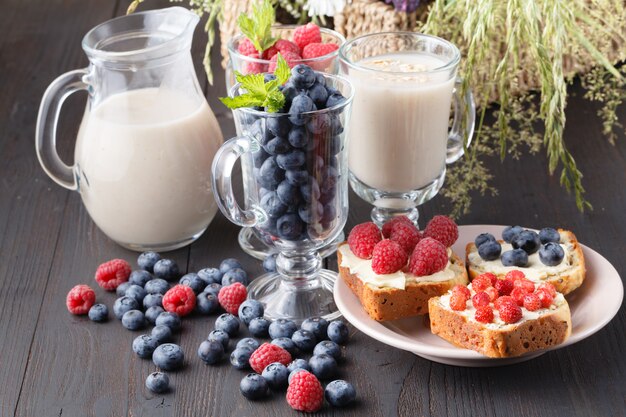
95,259,131,291
162,284,196,317
66,284,96,315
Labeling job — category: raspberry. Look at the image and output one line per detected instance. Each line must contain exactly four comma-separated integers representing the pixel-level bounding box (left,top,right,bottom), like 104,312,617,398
449,293,468,311
371,240,408,274
510,287,528,306
217,282,247,315
249,342,292,373
286,370,323,412
292,23,322,50
536,289,554,308
471,275,492,292
347,222,382,259
451,284,471,300
494,296,516,311
302,42,339,59
523,293,542,311
537,282,557,298
382,215,413,238
423,215,458,247
475,306,494,323
472,292,491,309
264,39,300,59
505,270,526,282
409,238,447,276
389,222,421,254
498,302,523,324
513,278,536,293
268,51,301,72
237,37,258,56
244,53,266,75
485,286,499,301
162,284,196,317
66,284,96,315
95,259,131,291
495,278,514,296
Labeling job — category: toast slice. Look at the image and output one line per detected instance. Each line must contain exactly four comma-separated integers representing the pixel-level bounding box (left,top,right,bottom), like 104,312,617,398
466,229,585,295
429,286,572,358
337,242,468,321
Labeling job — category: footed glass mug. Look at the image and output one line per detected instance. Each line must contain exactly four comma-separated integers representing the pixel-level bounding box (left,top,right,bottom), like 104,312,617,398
339,32,475,227
212,74,353,322
36,7,223,251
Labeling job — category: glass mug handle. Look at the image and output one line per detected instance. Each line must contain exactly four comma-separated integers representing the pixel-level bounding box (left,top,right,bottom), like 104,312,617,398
35,68,89,190
211,136,267,227
446,76,476,164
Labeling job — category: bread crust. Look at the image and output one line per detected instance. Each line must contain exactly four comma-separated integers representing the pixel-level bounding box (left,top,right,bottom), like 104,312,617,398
466,229,586,295
428,297,572,358
338,244,468,321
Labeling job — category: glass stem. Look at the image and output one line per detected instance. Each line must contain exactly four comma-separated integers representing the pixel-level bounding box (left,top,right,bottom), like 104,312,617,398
276,251,322,289
371,206,419,228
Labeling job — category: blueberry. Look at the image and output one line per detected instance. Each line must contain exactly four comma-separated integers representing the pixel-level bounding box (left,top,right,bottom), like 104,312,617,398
259,157,285,189
276,213,304,240
327,320,349,344
315,72,326,86
215,313,240,336
307,82,329,108
122,310,146,330
269,318,298,339
222,268,248,286
203,283,222,297
250,119,272,144
291,64,316,89
271,337,298,356
87,303,108,322
125,285,147,304
478,240,502,261
152,343,184,371
501,249,529,267
287,358,311,373
287,127,308,148
143,293,163,309
264,73,277,83
263,253,277,273
321,134,342,155
208,329,230,350
298,203,323,224
196,292,219,315
285,169,308,185
300,317,328,340
220,258,243,274
155,312,182,332
475,233,496,248
321,202,337,224
240,373,269,400
276,150,306,170
236,337,260,351
309,354,338,380
238,299,264,325
267,116,291,137
326,93,346,108
262,362,289,389
261,191,288,218
145,306,165,324
502,225,524,243
276,181,301,207
306,113,332,135
300,181,321,204
512,230,541,254
145,278,170,295
197,267,223,285
539,242,565,266
289,94,316,126
248,317,271,338
325,380,356,406
313,340,341,360
138,251,161,273
291,329,316,352
145,372,170,394
153,259,179,281
116,282,131,297
253,148,271,168
288,369,306,384
320,166,338,191
539,227,561,244
151,325,173,344
230,346,254,370
179,273,206,294
198,340,224,365
133,334,158,358
113,296,139,320
129,270,153,287
264,136,291,156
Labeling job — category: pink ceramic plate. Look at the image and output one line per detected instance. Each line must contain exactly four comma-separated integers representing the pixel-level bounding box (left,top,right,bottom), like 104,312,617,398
334,225,623,367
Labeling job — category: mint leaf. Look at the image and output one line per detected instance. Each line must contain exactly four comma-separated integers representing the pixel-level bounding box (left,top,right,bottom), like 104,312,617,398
265,89,286,113
219,95,264,110
274,54,291,84
236,0,277,54
235,71,267,100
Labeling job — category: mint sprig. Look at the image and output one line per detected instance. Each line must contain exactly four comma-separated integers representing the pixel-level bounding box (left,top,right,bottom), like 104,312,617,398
237,0,277,54
220,54,291,113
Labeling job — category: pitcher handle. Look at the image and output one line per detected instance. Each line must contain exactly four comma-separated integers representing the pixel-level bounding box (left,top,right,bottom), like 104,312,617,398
211,135,267,227
36,68,89,190
446,76,476,164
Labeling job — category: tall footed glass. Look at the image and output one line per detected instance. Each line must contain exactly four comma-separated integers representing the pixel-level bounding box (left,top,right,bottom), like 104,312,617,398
212,74,353,322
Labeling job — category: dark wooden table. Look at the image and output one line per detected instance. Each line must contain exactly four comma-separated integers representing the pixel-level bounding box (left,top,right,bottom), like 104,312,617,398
2,1,626,416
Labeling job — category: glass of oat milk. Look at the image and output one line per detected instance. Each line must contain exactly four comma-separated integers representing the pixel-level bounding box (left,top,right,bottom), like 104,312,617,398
339,32,475,226
35,8,223,251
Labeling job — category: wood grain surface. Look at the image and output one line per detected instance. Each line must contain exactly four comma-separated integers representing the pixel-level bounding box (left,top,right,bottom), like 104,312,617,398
0,0,625,416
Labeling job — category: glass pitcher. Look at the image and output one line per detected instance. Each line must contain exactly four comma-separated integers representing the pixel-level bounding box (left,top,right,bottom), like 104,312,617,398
36,7,224,251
